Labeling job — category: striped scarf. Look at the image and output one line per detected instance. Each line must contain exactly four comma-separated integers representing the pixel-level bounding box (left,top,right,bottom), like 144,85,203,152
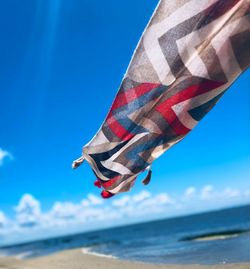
73,0,250,198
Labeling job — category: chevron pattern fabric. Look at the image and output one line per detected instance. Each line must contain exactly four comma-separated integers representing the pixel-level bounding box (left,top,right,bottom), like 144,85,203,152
73,0,250,197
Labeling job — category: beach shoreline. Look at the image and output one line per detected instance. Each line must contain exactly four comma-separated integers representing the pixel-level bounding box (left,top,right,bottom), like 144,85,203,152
0,249,250,269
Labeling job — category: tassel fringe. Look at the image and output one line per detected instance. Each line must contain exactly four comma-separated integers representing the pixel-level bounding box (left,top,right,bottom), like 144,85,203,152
72,156,85,169
142,169,152,186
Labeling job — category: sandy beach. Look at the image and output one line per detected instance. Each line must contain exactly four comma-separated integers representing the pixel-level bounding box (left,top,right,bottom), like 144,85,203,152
0,249,250,269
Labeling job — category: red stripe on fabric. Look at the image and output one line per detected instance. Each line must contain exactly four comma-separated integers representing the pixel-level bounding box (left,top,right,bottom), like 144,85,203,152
163,109,191,135
156,80,224,135
111,83,160,111
159,80,223,109
107,114,134,141
101,175,121,188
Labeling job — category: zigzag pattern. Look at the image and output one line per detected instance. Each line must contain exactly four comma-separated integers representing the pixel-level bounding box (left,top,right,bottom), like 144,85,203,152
74,0,250,196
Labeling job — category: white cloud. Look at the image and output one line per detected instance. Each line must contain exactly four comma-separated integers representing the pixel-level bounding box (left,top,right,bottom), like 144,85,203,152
142,193,174,206
114,191,175,219
0,148,12,166
132,190,151,202
157,193,174,204
46,199,109,227
49,201,80,220
199,185,244,202
45,191,174,228
0,211,7,226
14,194,41,227
87,194,103,205
0,185,249,245
184,187,196,199
223,187,240,198
81,194,104,207
200,185,214,200
112,195,130,207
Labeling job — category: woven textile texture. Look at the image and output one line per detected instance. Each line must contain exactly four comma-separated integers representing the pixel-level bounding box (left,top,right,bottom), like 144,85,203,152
73,0,250,197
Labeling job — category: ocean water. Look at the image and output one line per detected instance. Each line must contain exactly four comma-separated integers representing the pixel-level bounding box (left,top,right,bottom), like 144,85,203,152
0,205,249,265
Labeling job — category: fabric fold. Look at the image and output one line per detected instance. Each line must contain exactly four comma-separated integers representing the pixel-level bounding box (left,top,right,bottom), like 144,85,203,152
73,0,250,197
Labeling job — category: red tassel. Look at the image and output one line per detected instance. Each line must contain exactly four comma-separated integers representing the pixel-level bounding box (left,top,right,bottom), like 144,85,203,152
101,190,114,199
94,179,102,189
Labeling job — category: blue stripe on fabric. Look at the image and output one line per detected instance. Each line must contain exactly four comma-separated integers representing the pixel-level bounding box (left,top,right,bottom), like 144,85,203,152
125,134,171,171
112,84,167,119
112,85,167,134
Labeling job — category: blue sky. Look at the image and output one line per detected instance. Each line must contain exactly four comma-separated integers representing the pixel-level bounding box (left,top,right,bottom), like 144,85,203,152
0,0,249,245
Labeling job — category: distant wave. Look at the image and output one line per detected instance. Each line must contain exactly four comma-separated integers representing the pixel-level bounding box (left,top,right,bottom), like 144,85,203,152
81,247,117,259
0,250,33,260
181,228,250,242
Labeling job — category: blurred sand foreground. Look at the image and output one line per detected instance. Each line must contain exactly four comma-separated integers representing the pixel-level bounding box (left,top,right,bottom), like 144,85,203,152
0,249,250,269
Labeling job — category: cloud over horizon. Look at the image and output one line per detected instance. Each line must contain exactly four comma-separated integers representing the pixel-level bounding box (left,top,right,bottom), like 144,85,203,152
0,185,249,246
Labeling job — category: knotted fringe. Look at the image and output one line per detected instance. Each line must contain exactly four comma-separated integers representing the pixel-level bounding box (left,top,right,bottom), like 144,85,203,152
72,155,152,189
142,168,152,186
72,156,85,169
